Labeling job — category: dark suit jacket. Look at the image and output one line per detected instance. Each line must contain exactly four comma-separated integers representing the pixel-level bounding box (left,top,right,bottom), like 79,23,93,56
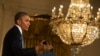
38,51,55,56
2,26,37,56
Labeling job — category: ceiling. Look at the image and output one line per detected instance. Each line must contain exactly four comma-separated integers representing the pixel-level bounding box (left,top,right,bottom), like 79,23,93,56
0,0,100,16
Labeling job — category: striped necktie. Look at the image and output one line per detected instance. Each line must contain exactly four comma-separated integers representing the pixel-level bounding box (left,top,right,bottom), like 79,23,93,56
21,35,24,48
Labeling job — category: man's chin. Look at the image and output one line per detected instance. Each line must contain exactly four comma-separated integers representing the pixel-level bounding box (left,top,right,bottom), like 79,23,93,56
24,29,29,31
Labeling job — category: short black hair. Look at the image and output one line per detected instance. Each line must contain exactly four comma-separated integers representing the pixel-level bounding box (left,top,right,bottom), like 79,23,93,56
15,12,29,24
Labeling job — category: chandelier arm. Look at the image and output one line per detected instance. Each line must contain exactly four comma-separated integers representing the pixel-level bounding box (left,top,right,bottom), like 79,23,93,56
71,23,75,44
80,23,88,46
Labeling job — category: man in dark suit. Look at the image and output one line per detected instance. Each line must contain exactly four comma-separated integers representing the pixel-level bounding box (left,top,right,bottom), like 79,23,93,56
2,12,44,56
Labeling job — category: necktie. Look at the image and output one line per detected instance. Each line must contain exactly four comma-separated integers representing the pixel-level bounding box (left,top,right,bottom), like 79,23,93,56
21,35,24,48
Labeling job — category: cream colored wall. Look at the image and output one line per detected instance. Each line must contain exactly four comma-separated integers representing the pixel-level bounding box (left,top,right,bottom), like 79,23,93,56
0,0,100,56
0,2,14,56
0,3,3,56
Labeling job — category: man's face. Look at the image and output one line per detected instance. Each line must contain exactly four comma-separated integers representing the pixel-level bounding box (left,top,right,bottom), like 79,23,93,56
17,15,31,31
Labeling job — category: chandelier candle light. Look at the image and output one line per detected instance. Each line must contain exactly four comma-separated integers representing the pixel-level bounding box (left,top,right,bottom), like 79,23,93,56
50,0,100,56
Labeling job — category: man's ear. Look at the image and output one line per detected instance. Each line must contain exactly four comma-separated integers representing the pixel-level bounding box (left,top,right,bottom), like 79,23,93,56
17,20,21,25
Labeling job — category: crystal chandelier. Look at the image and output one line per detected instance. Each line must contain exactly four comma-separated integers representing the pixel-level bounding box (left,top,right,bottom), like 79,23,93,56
50,0,100,56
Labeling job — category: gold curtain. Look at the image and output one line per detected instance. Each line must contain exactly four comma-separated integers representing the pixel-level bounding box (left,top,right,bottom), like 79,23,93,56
23,15,71,56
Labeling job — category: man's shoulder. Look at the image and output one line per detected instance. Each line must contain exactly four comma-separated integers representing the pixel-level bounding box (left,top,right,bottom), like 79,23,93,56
4,26,19,40
9,26,18,32
6,26,19,35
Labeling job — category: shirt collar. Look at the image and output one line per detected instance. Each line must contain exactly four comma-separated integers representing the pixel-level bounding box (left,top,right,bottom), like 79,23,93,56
15,25,22,34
